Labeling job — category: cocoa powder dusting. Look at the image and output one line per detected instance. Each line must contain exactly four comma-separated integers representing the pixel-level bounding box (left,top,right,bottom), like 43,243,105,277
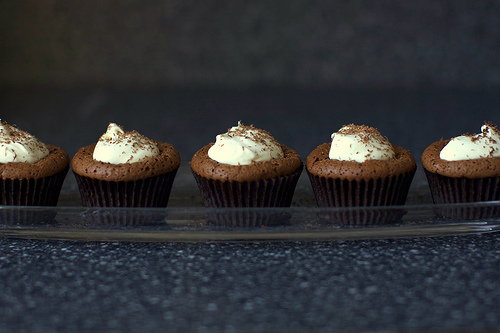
230,122,280,148
1,121,47,152
101,127,156,152
338,123,392,147
463,121,499,144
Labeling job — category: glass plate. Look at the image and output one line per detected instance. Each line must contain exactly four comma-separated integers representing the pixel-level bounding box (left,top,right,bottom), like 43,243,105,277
1,166,499,242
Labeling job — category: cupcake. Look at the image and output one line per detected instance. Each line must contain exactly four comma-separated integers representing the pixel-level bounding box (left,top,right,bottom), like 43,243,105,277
421,122,500,219
306,124,416,225
72,123,180,209
190,122,303,226
0,120,70,207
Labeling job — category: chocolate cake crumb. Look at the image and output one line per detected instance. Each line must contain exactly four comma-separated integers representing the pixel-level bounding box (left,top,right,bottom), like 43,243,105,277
72,141,180,182
307,142,416,181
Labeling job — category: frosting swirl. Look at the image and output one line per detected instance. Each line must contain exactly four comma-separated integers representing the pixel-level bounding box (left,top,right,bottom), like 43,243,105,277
440,122,500,161
208,122,284,165
0,120,49,164
329,124,395,163
93,123,160,164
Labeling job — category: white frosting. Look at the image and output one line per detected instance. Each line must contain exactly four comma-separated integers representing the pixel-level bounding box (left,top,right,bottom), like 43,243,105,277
329,124,395,163
0,121,49,164
93,123,159,164
440,123,500,161
208,122,284,165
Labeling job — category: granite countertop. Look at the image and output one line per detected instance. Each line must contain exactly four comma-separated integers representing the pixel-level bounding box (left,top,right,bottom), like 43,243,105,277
0,88,499,332
1,235,499,332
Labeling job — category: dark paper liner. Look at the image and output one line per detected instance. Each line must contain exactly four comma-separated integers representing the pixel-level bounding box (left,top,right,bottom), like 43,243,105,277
73,169,177,225
0,166,68,225
192,165,303,226
0,165,69,207
74,169,178,208
307,170,416,225
424,169,500,219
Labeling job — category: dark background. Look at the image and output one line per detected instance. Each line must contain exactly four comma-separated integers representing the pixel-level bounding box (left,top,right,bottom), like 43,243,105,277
1,1,500,90
1,0,500,161
1,1,500,332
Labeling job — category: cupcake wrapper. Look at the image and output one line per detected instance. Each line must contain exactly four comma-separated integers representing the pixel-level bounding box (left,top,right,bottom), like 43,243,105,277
0,165,69,207
74,169,178,208
193,166,303,208
424,170,500,219
192,165,303,226
307,170,415,225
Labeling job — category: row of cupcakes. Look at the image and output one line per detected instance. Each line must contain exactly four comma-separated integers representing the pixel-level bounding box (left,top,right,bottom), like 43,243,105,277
1,120,499,221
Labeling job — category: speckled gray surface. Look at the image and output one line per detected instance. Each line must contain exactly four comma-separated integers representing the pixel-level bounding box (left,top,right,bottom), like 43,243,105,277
0,235,499,332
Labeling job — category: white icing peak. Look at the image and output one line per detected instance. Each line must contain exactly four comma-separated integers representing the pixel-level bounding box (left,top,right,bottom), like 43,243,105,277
0,120,49,164
93,123,159,164
329,124,395,162
440,122,500,161
208,122,284,165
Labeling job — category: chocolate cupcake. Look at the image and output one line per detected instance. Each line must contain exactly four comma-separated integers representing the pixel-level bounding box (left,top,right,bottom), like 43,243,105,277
72,123,180,211
190,122,303,226
0,121,69,224
422,122,500,219
306,124,416,225
0,120,69,207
